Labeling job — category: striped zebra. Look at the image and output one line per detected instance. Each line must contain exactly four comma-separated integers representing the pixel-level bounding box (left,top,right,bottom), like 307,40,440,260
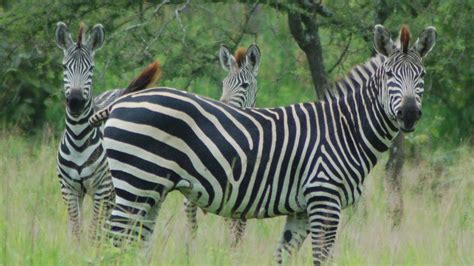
184,44,261,245
96,25,436,264
54,21,161,240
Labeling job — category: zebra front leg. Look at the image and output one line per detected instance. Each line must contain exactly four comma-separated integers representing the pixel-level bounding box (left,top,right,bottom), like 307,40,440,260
229,219,246,247
61,188,85,241
90,179,115,241
275,213,309,265
184,199,199,238
305,193,341,265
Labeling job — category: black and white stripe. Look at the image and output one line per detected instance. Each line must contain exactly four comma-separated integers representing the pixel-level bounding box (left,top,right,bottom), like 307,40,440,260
55,22,120,240
101,25,436,265
184,44,261,245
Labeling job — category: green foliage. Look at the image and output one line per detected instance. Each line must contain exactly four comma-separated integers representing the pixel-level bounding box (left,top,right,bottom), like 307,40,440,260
0,0,473,150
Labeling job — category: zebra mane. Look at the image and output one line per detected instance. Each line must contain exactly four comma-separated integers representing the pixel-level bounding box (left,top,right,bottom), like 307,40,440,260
234,47,247,67
77,22,86,48
323,54,386,101
400,25,411,53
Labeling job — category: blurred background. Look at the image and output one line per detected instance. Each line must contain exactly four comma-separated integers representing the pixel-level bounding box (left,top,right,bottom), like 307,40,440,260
0,1,472,264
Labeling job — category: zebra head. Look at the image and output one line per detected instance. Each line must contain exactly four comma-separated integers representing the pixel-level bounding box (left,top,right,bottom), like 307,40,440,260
219,44,261,108
373,24,437,132
55,22,105,117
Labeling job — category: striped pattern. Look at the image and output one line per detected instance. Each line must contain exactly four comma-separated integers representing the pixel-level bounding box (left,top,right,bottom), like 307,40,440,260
324,54,385,100
184,45,261,245
57,43,116,240
55,22,161,241
101,25,436,265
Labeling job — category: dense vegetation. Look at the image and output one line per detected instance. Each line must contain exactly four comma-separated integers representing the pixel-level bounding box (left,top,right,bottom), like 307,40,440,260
0,0,472,149
0,0,473,264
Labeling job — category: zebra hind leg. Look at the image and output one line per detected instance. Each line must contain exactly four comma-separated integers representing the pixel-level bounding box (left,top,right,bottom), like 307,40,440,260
229,219,246,247
184,199,199,238
275,213,309,265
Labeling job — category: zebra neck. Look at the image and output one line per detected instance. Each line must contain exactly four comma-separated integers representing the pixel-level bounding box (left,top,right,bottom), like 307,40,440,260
365,86,398,147
340,77,399,174
64,100,98,146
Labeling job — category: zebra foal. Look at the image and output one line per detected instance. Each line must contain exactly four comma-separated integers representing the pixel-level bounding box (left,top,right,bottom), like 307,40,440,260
55,21,161,240
184,44,261,246
96,25,436,265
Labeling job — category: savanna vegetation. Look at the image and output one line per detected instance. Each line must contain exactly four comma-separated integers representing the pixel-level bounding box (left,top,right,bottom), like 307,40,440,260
0,0,473,265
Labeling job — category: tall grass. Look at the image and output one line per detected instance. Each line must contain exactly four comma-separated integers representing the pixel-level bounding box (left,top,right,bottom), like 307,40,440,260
0,129,472,265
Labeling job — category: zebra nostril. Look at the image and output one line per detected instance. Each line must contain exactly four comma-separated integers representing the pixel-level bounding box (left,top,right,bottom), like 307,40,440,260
417,110,422,119
396,110,403,119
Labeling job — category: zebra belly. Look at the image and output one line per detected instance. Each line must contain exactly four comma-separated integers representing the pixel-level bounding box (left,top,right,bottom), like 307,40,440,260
179,179,306,219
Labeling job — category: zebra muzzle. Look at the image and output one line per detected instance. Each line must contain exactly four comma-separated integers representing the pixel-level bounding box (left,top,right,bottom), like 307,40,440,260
396,99,422,132
67,89,86,115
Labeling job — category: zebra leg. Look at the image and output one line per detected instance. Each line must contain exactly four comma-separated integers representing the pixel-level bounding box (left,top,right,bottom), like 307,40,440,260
90,177,115,241
183,199,198,238
275,213,309,265
105,182,167,244
229,219,247,247
61,188,85,241
141,199,163,240
305,193,341,266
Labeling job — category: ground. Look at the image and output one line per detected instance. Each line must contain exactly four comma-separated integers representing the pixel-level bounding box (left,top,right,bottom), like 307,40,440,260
0,130,472,265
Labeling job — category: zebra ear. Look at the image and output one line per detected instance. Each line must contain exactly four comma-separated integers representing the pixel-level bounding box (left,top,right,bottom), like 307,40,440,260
219,45,238,72
373,24,395,57
245,44,261,76
413,26,437,58
87,24,105,52
55,22,73,50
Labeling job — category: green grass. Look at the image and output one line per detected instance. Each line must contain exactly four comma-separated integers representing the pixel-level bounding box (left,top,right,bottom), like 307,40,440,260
0,129,473,265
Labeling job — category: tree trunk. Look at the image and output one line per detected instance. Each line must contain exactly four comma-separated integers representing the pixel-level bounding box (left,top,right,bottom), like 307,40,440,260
286,1,330,99
384,133,405,227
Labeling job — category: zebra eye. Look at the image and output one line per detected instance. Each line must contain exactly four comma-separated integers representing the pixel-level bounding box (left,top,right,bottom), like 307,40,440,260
386,71,394,78
420,71,426,78
89,66,95,71
62,64,67,70
241,83,249,89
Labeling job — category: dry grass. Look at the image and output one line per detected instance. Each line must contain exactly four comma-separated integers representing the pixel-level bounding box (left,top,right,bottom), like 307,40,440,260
0,130,472,265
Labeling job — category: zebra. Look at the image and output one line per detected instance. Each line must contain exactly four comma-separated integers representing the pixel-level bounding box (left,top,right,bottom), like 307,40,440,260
184,44,261,245
54,21,161,240
95,25,436,264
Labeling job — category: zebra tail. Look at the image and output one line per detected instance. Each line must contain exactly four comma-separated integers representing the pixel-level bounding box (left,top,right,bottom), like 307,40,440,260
124,60,161,94
89,108,110,128
88,60,161,128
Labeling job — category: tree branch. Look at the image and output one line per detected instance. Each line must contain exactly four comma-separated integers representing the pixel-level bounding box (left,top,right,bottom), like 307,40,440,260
328,33,352,74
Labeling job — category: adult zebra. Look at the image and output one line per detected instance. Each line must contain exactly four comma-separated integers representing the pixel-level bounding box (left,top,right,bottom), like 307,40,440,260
184,44,261,246
54,22,161,240
97,25,436,264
